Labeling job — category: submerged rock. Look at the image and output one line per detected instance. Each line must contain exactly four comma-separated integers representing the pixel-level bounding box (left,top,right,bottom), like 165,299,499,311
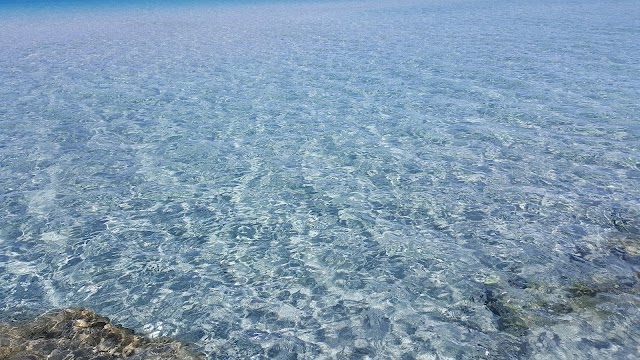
607,233,640,266
482,286,534,336
476,264,640,339
0,307,201,360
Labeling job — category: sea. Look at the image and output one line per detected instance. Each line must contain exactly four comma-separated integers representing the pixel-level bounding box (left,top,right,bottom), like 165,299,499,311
1,0,639,358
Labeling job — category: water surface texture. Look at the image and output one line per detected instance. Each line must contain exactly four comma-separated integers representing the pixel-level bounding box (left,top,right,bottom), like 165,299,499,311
1,0,640,358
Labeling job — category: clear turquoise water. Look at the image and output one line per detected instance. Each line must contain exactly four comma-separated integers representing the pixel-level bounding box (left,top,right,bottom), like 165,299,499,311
1,0,639,358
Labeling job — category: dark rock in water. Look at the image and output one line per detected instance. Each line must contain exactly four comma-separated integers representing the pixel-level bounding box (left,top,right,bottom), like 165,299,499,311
507,276,528,290
607,233,640,266
483,287,530,336
566,274,638,299
0,308,202,360
566,283,602,298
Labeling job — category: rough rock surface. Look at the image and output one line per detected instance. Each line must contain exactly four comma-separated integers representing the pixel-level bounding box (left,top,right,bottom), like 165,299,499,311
0,307,202,360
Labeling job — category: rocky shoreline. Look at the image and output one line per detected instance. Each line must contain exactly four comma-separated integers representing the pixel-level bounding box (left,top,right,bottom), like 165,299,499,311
0,308,202,360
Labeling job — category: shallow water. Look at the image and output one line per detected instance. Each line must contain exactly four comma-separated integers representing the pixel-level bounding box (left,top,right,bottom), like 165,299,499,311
1,0,639,358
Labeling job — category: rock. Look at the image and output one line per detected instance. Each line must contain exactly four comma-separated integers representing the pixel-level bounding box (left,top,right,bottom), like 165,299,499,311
607,233,640,265
483,287,531,336
0,308,201,359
